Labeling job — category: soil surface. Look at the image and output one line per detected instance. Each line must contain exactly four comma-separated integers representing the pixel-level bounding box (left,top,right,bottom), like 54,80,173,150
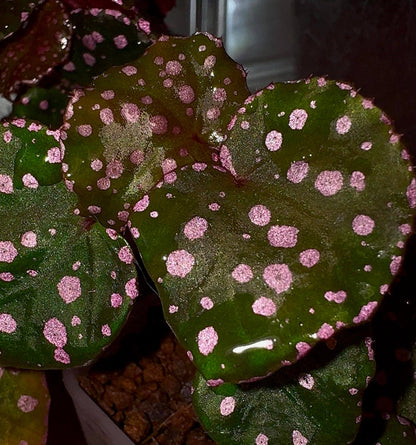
78,292,217,445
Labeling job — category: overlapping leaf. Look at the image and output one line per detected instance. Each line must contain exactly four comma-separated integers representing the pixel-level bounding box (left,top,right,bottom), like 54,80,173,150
13,86,69,129
63,34,414,383
0,120,138,369
193,342,374,445
0,0,72,98
130,82,413,383
61,8,151,87
0,0,43,41
62,32,249,230
0,368,50,444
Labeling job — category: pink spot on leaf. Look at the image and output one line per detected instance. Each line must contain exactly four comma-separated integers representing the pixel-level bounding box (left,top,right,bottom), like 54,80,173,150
353,301,378,323
296,341,311,359
125,278,138,299
122,66,137,76
0,314,17,333
114,34,128,49
298,373,315,390
178,85,195,104
133,195,149,212
121,103,140,123
184,217,208,240
77,124,92,137
118,246,133,264
231,264,253,283
57,276,81,304
317,323,335,339
407,178,416,208
252,296,276,316
0,241,18,263
249,205,271,226
43,318,67,347
22,173,38,189
289,109,308,130
315,170,344,196
54,348,70,364
21,231,37,247
111,293,123,308
220,396,235,416
106,159,123,179
352,215,375,236
101,90,115,100
166,250,194,278
263,264,292,294
293,430,308,445
200,297,214,310
256,433,269,445
149,115,168,134
17,395,38,413
350,171,366,191
101,324,111,336
324,290,347,303
47,147,62,163
390,255,402,275
287,161,309,183
361,141,372,151
100,108,114,125
198,326,218,355
166,60,182,75
91,159,103,171
0,174,13,194
336,115,352,134
299,249,320,268
268,225,299,248
265,130,282,151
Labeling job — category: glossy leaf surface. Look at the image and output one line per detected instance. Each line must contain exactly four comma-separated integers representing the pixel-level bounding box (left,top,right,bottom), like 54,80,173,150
0,121,137,368
131,82,413,383
0,0,72,98
13,86,69,129
62,8,151,86
0,368,50,444
0,0,42,41
193,342,374,445
63,32,249,230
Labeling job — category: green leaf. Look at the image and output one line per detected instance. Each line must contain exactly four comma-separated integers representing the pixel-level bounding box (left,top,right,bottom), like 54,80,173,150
193,341,375,445
0,121,138,368
61,8,151,87
377,416,416,444
0,368,50,444
13,86,69,129
62,32,249,231
129,81,413,383
0,0,72,98
0,0,43,41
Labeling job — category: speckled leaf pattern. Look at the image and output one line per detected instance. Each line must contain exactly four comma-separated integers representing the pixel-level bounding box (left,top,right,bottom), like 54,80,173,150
0,0,72,98
62,8,151,87
62,32,249,231
129,84,413,383
193,342,374,445
0,0,42,41
0,368,50,444
0,121,138,368
13,86,69,129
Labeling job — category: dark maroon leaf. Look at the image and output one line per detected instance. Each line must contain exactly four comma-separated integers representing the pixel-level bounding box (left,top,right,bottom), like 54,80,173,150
0,0,72,98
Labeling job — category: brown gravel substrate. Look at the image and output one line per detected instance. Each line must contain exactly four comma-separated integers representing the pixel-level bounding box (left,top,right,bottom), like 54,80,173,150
79,330,216,445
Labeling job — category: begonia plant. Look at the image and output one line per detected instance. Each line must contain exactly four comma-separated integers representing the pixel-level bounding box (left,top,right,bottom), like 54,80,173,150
1,1,416,444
